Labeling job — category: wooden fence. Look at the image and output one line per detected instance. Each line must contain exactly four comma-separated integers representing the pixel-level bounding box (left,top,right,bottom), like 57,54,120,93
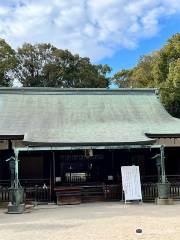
141,182,180,201
1,182,180,203
25,186,50,203
0,186,50,203
0,188,10,202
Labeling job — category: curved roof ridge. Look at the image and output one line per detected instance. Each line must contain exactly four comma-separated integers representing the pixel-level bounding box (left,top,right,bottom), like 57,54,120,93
0,87,158,95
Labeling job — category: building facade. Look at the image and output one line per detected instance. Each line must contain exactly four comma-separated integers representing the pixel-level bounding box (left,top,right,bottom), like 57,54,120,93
0,88,180,203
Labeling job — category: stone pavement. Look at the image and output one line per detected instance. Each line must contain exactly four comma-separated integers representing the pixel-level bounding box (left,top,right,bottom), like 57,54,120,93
0,202,180,240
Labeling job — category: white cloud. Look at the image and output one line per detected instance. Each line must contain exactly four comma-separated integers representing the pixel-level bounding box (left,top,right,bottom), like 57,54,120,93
0,0,179,61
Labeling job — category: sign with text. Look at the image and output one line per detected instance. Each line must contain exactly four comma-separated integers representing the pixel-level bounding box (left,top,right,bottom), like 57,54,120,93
121,166,142,202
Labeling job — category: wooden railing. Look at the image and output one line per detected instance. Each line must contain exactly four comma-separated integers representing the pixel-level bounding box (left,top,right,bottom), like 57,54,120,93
170,183,180,200
0,187,10,202
142,183,158,201
0,179,51,204
25,186,50,203
0,186,50,203
142,182,180,201
0,179,50,187
1,182,180,203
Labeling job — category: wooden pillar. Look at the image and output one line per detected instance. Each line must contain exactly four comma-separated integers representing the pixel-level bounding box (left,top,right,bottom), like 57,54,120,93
53,151,56,184
8,140,12,150
14,149,19,188
111,150,114,177
160,145,166,183
49,151,56,202
49,155,52,202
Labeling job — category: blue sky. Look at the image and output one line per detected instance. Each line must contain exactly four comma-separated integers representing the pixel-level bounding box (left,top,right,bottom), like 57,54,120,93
0,0,179,75
100,14,180,74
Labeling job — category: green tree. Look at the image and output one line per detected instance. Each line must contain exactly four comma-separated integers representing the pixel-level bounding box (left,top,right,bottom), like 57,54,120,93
151,34,180,117
16,43,112,88
152,34,180,86
0,39,17,86
132,55,155,87
161,59,180,116
113,69,133,87
42,51,111,88
113,54,156,88
15,43,56,87
114,33,180,117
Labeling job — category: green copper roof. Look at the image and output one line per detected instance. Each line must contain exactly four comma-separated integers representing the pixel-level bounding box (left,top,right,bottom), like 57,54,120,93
0,87,180,146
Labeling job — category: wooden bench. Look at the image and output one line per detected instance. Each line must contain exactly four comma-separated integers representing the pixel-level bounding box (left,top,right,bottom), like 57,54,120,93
54,187,82,205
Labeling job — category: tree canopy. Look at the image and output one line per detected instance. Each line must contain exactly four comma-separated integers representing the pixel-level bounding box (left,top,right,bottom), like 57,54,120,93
0,34,179,116
0,39,17,87
0,41,112,88
113,33,180,117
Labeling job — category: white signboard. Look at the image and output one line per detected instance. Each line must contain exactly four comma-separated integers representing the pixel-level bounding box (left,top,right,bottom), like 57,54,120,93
121,166,142,202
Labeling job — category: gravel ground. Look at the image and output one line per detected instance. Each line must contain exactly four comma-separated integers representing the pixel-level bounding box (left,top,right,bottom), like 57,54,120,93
0,202,180,240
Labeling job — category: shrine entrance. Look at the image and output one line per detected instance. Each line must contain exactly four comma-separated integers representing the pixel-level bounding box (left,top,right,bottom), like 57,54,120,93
1,145,180,204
